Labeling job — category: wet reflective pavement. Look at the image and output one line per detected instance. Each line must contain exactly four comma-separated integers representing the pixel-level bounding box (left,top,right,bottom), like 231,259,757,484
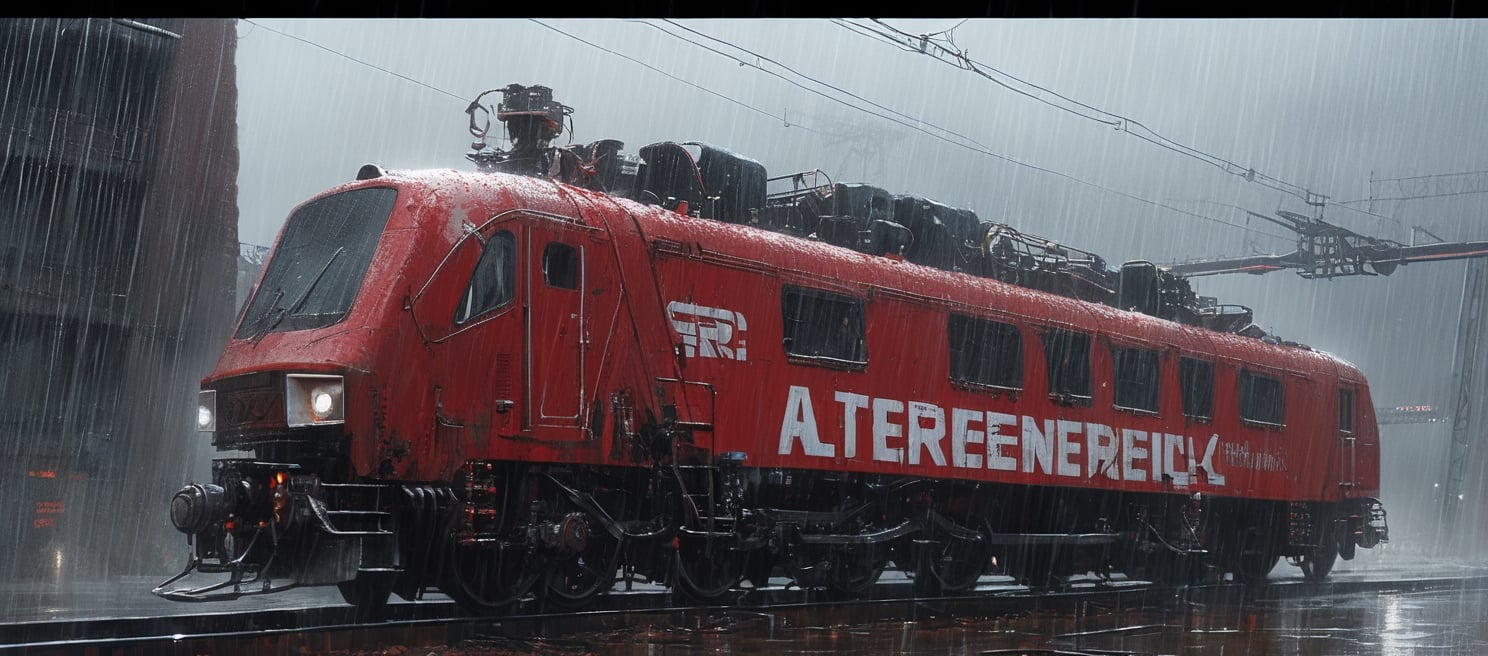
0,575,364,624
537,586,1488,655
429,553,1488,656
3,550,1488,655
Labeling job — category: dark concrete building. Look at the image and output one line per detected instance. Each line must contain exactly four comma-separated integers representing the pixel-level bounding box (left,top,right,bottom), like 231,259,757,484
0,19,239,581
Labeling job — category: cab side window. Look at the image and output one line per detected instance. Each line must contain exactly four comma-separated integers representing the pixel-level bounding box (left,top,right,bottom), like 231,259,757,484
454,231,515,324
948,314,1023,390
1339,388,1355,434
1180,357,1214,421
1042,329,1092,403
1239,368,1284,425
1112,347,1160,412
781,286,866,364
543,242,578,289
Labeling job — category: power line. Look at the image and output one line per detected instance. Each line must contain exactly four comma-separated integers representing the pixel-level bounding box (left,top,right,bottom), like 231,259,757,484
921,19,969,39
1361,190,1488,203
244,18,816,140
834,19,1122,127
636,20,1293,241
1326,198,1405,224
837,18,1329,207
1374,169,1488,183
240,19,466,103
634,20,989,153
528,19,821,136
245,18,1290,243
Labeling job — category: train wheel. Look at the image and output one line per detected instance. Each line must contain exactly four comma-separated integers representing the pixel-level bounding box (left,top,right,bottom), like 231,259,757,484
1339,531,1357,560
675,535,744,602
1299,526,1340,582
1299,546,1337,582
744,550,776,589
827,547,886,595
545,528,621,608
913,518,991,595
1230,529,1279,584
337,571,395,621
785,557,828,589
1235,551,1279,583
442,543,542,615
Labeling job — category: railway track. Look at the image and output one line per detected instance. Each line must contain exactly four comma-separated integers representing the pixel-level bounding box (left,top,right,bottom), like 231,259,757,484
6,570,1488,655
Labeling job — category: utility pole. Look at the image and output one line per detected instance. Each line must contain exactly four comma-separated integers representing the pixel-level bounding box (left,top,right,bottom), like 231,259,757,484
1370,170,1488,204
1166,170,1488,555
1442,259,1488,553
1370,170,1488,556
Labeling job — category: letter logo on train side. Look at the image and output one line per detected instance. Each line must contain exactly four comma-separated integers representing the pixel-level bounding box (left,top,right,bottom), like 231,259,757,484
668,301,748,361
777,384,1233,487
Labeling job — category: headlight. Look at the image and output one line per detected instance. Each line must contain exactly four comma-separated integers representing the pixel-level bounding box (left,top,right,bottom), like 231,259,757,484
197,390,216,432
285,374,345,427
312,390,334,416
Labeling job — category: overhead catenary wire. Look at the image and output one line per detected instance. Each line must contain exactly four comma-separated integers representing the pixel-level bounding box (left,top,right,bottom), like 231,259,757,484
528,19,825,137
843,18,1415,236
240,19,467,103
634,20,1293,242
242,18,1294,245
1341,169,1488,204
645,19,995,155
837,18,1329,207
1354,190,1488,203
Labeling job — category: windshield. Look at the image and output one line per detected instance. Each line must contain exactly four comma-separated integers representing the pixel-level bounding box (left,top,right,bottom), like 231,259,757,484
234,187,397,339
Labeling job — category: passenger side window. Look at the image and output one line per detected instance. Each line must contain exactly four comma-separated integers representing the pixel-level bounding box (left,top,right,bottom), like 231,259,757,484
948,314,1023,390
1042,329,1092,402
1239,369,1284,425
1179,357,1214,421
1112,347,1160,412
1339,388,1355,434
454,231,515,324
543,242,578,289
781,286,866,365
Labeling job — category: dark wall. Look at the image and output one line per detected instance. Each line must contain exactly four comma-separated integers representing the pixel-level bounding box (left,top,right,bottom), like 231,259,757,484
0,19,239,582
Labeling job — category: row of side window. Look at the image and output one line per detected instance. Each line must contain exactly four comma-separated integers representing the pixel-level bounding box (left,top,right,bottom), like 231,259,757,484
953,315,1286,425
778,286,1297,427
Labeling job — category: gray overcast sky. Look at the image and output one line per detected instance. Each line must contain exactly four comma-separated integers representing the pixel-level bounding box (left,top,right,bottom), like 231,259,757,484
236,19,1488,246
234,17,1486,424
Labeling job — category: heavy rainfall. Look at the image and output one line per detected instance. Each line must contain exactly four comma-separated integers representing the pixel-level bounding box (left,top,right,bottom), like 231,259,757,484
1,17,1487,655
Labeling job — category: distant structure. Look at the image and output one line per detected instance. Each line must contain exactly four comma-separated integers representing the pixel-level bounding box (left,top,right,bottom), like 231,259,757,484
0,19,239,580
237,244,270,313
1376,404,1447,426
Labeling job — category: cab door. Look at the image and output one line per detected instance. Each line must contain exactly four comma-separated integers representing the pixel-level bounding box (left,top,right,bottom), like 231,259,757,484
405,215,524,473
525,221,586,433
1338,386,1359,491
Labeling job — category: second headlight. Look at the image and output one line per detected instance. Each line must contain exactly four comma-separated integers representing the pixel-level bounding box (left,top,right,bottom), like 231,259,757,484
286,374,345,427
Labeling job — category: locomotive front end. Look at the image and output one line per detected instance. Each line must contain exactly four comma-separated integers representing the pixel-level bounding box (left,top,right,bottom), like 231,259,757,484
157,183,409,607
163,370,391,600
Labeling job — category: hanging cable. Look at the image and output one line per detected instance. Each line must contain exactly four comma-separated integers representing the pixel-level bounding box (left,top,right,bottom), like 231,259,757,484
837,19,1328,207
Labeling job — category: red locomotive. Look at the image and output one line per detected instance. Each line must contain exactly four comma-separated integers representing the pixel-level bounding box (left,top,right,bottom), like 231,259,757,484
158,85,1388,616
